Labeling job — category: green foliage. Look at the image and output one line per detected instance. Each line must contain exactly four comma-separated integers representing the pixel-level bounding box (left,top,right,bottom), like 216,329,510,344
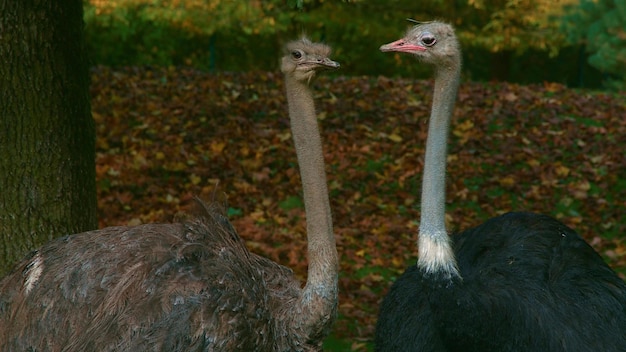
83,0,607,87
324,333,374,351
279,196,304,210
83,0,296,70
84,3,208,67
562,0,626,89
457,0,570,56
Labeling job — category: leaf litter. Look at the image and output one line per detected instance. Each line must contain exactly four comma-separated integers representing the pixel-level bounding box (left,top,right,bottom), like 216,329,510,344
91,66,626,347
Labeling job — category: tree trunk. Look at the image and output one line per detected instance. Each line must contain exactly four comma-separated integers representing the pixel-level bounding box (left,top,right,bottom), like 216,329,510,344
0,0,96,275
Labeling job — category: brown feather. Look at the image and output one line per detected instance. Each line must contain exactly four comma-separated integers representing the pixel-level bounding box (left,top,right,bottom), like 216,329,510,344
0,38,339,352
0,202,302,351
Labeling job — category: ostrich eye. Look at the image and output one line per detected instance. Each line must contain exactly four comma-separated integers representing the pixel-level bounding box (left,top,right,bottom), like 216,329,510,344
291,50,303,59
421,34,436,47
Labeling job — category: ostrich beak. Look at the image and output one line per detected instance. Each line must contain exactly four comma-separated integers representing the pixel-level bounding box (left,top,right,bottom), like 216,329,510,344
320,58,340,69
305,58,340,70
380,38,427,53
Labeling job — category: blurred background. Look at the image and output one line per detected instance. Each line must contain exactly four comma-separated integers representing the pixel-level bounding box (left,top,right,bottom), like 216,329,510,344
79,1,625,350
84,0,625,90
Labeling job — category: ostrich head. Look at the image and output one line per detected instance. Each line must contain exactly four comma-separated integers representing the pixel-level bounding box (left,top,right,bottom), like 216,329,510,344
380,21,460,68
281,38,340,82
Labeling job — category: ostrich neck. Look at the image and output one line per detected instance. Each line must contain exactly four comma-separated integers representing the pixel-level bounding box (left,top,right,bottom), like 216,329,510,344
284,75,338,332
417,61,461,278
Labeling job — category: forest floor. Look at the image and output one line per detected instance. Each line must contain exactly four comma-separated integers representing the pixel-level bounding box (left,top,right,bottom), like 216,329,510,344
91,66,626,351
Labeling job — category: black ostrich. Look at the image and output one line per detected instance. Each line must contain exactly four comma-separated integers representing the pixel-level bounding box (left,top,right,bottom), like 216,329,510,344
0,38,340,352
375,21,626,352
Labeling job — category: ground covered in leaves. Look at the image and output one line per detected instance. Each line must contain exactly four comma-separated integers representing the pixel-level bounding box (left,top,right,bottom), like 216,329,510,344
91,66,626,350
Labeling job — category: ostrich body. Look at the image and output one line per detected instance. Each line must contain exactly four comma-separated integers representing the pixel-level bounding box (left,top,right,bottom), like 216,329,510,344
374,21,626,352
0,38,339,352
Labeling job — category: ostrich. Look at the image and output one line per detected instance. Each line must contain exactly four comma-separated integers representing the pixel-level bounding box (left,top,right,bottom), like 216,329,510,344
374,21,626,352
0,38,340,351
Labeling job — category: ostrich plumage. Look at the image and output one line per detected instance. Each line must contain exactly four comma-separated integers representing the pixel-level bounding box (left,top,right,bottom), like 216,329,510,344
374,21,626,352
0,38,340,352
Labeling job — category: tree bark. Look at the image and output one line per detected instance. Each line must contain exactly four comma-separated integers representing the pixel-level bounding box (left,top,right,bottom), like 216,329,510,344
0,0,96,275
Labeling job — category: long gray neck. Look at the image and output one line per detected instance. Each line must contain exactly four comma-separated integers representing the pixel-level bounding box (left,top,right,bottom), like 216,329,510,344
417,60,461,279
284,74,338,335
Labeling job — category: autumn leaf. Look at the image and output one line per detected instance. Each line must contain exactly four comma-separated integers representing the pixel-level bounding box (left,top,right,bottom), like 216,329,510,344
91,66,626,348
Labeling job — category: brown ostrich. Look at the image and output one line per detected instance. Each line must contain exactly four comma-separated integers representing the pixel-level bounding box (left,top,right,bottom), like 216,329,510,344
0,38,340,352
374,21,626,351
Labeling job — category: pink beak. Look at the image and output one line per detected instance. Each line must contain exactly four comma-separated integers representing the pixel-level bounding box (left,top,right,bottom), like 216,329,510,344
379,38,427,53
